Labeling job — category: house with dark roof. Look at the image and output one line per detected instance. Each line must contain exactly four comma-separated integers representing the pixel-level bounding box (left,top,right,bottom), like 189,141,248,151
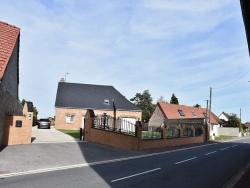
149,102,222,137
0,21,23,145
54,80,142,130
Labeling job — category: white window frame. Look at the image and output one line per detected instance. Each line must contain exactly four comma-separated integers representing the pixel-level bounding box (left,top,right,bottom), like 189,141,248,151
66,115,75,123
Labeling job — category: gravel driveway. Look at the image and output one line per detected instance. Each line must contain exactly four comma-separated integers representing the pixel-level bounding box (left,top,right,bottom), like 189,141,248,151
32,126,79,143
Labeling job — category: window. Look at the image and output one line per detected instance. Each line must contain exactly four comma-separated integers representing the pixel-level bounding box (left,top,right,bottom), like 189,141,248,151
178,110,185,116
66,115,74,123
192,111,197,116
203,113,207,118
104,99,110,105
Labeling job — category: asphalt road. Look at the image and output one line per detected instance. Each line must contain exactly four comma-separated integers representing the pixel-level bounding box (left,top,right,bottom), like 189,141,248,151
1,138,250,188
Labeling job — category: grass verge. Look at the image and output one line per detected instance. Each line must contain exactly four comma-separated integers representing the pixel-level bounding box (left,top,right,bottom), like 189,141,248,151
58,129,80,138
214,135,235,140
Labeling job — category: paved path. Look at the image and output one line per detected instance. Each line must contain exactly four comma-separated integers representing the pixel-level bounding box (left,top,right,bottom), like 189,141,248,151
31,126,79,143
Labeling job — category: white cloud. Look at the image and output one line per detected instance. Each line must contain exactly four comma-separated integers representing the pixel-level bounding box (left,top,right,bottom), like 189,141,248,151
0,0,249,122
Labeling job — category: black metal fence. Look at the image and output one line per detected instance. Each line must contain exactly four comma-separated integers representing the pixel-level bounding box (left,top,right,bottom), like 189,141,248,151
141,124,162,139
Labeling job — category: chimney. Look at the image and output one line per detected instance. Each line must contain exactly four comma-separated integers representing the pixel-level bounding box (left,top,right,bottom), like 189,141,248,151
60,78,65,82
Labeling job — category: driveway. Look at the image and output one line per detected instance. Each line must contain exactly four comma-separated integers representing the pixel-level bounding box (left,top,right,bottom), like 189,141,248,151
32,126,79,143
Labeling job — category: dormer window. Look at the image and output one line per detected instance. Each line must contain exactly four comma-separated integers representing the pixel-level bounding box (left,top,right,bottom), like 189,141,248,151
178,110,185,116
192,111,197,116
104,99,110,105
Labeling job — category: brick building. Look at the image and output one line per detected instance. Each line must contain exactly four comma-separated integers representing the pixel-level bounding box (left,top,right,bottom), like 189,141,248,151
0,21,23,145
148,102,221,137
54,80,142,130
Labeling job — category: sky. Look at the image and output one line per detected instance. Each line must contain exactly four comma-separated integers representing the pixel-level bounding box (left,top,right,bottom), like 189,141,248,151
1,0,250,122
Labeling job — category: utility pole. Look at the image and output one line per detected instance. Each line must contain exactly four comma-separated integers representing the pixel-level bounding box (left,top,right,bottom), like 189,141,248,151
207,87,212,141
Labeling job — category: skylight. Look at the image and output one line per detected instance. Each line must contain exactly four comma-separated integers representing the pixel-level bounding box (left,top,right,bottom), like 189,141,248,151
104,99,110,105
192,111,196,116
203,113,207,117
178,110,185,116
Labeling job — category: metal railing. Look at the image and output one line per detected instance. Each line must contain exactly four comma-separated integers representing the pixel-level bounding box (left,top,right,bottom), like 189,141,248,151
166,127,180,138
93,116,136,136
141,124,162,139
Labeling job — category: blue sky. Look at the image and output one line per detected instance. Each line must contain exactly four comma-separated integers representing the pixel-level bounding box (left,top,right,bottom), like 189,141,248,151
1,0,250,122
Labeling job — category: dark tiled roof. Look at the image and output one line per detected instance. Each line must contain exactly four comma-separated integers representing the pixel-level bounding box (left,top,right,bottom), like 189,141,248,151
26,102,34,112
0,21,20,80
158,102,221,125
55,82,141,111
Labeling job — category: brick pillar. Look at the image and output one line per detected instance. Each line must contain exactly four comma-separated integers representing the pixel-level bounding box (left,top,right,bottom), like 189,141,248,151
192,125,195,137
202,126,206,141
135,121,142,139
135,121,142,150
162,124,166,139
84,109,95,141
179,125,183,138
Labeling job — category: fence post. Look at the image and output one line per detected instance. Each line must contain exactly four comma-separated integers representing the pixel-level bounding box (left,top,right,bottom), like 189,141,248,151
80,128,83,140
162,123,166,139
84,109,95,141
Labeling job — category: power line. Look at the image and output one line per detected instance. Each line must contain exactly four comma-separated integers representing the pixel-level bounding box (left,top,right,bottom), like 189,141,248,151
213,69,250,89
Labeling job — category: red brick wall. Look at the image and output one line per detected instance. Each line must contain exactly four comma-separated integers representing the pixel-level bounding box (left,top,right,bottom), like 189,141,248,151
139,136,204,150
2,102,33,145
84,111,206,151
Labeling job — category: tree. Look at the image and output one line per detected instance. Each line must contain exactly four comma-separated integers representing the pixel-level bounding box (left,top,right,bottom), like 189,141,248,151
130,90,154,122
20,99,39,126
170,93,179,104
157,96,168,103
228,114,241,128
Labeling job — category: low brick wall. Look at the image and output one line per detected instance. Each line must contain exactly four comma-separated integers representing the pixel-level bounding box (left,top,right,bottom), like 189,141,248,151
86,128,139,150
2,102,33,145
140,136,204,150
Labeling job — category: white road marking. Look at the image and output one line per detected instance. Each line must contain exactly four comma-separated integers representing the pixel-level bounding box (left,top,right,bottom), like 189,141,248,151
221,147,229,150
205,151,217,155
232,145,237,148
1,137,248,179
175,157,197,164
111,168,161,182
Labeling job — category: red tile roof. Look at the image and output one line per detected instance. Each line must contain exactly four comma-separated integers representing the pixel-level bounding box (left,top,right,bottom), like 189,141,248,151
158,102,221,125
0,21,20,80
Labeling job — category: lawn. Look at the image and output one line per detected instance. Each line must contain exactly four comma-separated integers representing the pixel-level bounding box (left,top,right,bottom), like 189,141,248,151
214,135,235,140
58,129,80,138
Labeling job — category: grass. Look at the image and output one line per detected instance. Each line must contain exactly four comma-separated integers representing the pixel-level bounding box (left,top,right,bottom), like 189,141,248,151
142,131,161,139
58,129,80,138
214,135,235,140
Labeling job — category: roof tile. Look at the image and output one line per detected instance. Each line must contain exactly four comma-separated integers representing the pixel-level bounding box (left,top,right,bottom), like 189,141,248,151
158,102,221,125
0,21,20,80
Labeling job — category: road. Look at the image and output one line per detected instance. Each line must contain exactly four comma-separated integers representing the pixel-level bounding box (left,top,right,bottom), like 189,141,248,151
1,138,250,188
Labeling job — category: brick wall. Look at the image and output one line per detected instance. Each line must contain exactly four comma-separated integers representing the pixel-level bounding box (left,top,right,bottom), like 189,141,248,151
55,107,142,130
84,110,206,151
2,102,33,145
